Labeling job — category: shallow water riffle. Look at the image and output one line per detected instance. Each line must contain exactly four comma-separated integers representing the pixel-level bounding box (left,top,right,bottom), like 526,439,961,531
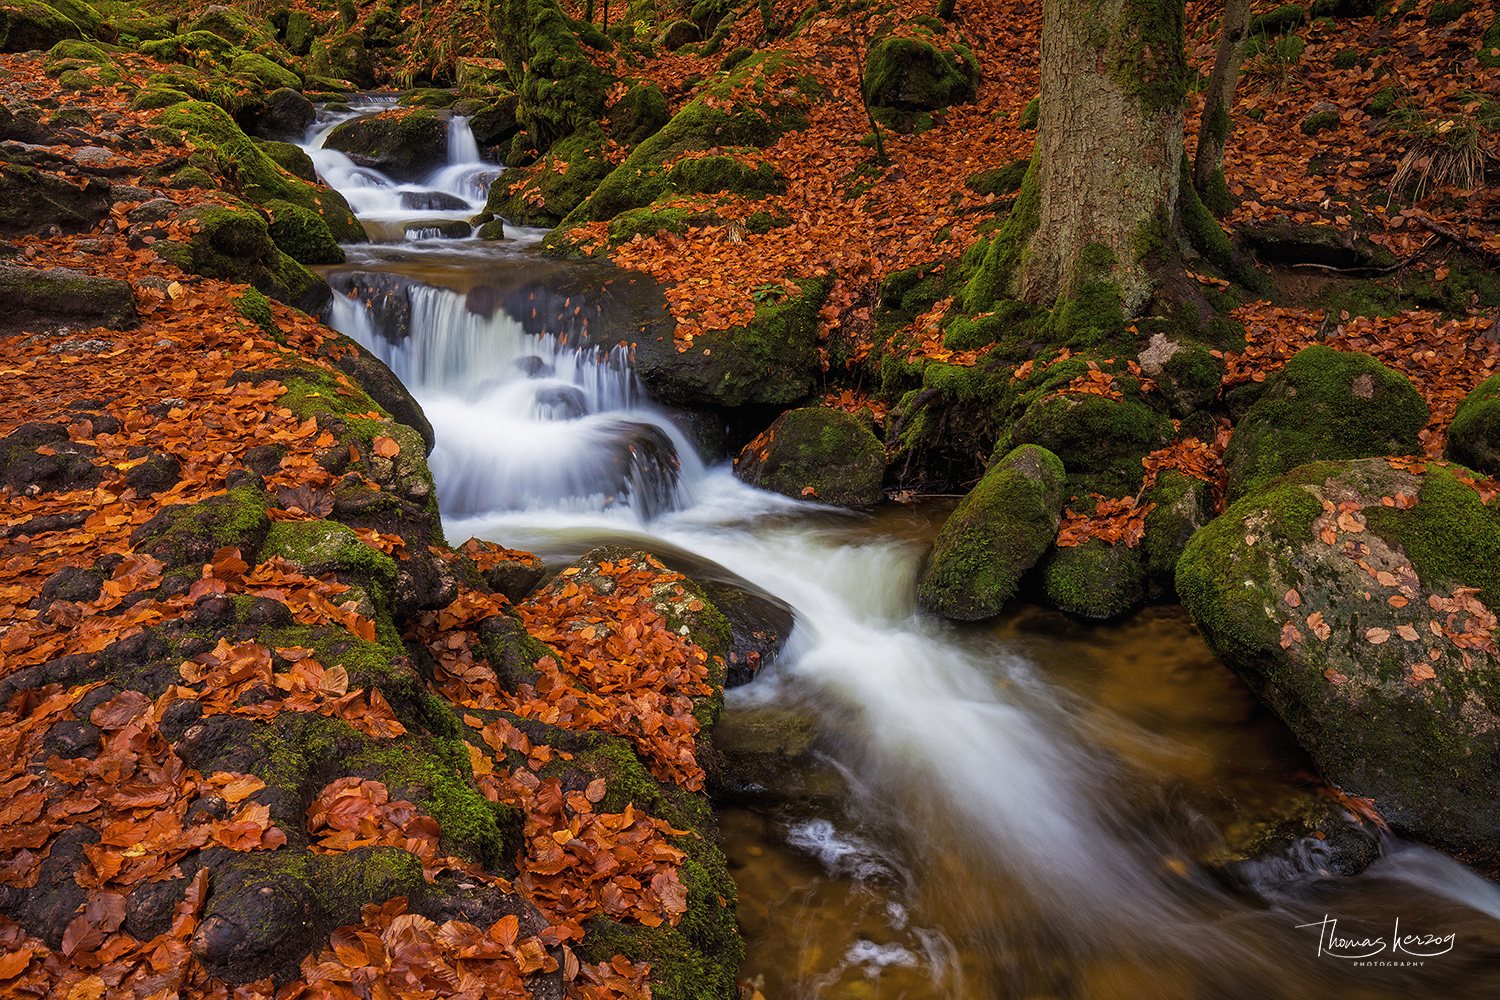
307,102,1500,1000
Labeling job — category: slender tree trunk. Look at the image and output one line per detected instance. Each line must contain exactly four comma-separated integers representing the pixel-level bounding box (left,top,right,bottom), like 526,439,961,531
1193,0,1250,216
1020,0,1187,317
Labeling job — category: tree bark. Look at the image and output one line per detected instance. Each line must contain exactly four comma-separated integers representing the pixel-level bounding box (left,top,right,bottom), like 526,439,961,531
1024,0,1187,316
1193,0,1250,216
965,0,1194,321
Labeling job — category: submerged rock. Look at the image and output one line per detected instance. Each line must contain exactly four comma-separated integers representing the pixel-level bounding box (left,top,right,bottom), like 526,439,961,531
710,704,845,806
733,407,885,507
917,444,1066,620
1178,457,1500,868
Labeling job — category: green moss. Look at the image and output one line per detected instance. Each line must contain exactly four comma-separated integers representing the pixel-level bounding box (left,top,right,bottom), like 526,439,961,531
1099,0,1189,112
1300,110,1339,135
131,87,191,110
962,156,1041,311
487,122,613,226
1017,94,1039,129
1482,14,1500,69
131,485,274,569
1248,3,1307,36
862,33,978,111
1041,537,1146,618
1426,0,1471,24
736,407,885,506
488,0,612,150
965,158,1029,198
1224,345,1428,501
1446,374,1500,475
157,103,364,245
1365,464,1500,609
1332,48,1358,69
1367,84,1402,115
233,287,282,341
916,444,1067,620
264,199,345,266
262,519,399,618
1176,475,1324,664
666,152,785,197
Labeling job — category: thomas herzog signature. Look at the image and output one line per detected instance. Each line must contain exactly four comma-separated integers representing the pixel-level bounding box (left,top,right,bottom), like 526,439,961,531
1295,915,1456,959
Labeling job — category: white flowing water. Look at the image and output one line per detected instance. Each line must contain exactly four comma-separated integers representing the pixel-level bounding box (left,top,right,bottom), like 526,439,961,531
315,105,1500,999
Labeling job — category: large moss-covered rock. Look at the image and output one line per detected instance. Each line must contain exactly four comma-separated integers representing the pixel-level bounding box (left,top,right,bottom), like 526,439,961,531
1140,469,1214,599
0,262,136,336
307,30,374,88
156,102,365,245
156,202,330,313
264,199,345,265
324,109,449,184
1,0,82,53
1222,345,1427,503
1135,332,1225,417
486,0,610,150
1446,373,1500,476
916,444,1066,620
863,22,979,111
240,87,315,140
1177,458,1500,868
485,122,613,226
733,407,885,506
606,81,669,147
665,151,785,197
188,3,277,49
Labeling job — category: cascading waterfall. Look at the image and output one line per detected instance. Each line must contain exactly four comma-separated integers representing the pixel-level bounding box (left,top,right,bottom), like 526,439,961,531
312,99,1500,999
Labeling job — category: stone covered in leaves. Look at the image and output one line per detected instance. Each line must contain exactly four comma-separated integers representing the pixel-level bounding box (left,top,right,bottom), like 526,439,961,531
733,406,885,507
1221,344,1428,503
917,443,1066,620
1178,457,1500,867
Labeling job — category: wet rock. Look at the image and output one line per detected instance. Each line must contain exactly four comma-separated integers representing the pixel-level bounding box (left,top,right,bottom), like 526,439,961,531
1140,470,1215,600
532,384,588,420
1178,458,1500,869
328,271,414,346
0,421,104,495
400,189,470,211
1038,538,1147,620
1222,344,1427,503
323,109,449,184
1210,793,1382,883
331,336,436,454
38,563,104,605
917,444,1066,621
514,355,554,378
710,704,844,805
697,578,794,688
734,407,885,507
0,262,136,336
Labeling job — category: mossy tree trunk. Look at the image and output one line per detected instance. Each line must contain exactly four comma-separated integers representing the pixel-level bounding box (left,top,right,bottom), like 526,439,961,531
1023,0,1188,317
965,0,1234,326
1193,0,1249,216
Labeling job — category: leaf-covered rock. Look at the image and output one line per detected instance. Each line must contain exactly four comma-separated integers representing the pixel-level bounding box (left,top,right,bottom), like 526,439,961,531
1177,458,1500,867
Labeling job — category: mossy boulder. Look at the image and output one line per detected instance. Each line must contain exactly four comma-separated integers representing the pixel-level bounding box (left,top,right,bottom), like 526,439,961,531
188,3,277,49
665,152,785,197
624,275,830,409
1135,332,1225,417
1177,458,1500,868
1444,374,1500,476
257,140,317,183
1010,388,1175,498
1,0,82,53
0,262,135,336
129,485,274,569
916,444,1066,620
102,14,177,44
156,202,330,312
606,81,670,147
1222,345,1427,503
264,199,345,266
0,160,110,236
308,30,375,89
733,407,885,506
324,109,449,184
241,87,316,141
1039,537,1146,619
484,122,613,225
156,102,365,245
1140,469,1214,599
863,27,979,111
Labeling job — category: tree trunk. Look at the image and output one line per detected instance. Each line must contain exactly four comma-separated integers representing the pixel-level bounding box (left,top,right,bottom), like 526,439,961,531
1193,0,1250,216
1025,0,1187,316
965,0,1192,321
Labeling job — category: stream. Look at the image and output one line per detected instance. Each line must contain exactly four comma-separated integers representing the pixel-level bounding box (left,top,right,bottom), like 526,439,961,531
303,104,1500,999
